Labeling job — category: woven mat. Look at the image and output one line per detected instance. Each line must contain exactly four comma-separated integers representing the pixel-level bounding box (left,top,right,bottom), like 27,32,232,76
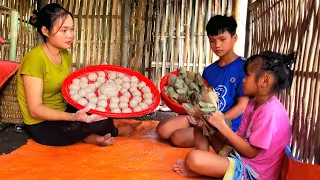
0,120,210,180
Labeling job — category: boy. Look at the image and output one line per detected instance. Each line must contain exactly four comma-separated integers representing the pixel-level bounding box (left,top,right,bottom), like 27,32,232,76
156,15,249,147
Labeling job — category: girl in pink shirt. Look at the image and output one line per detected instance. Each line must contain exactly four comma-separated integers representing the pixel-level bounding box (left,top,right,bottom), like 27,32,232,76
173,51,295,180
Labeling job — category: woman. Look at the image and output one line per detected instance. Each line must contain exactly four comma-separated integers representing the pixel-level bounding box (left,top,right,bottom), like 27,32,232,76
17,3,132,147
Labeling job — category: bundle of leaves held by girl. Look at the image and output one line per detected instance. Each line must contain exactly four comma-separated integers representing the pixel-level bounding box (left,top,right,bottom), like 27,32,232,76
164,67,232,136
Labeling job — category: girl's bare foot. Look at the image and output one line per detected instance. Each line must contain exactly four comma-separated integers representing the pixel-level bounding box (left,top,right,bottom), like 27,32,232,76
84,133,115,146
173,159,199,177
117,122,142,137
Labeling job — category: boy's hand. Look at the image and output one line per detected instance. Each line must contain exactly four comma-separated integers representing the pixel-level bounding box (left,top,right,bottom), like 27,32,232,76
207,111,227,130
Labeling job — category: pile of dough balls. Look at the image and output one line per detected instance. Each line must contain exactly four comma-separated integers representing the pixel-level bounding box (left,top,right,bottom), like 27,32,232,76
68,71,154,113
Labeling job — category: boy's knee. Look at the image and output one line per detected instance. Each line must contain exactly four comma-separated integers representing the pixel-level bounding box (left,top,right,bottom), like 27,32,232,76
170,131,184,147
156,122,171,139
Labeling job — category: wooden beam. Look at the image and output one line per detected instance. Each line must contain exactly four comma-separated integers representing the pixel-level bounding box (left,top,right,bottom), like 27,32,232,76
120,0,132,67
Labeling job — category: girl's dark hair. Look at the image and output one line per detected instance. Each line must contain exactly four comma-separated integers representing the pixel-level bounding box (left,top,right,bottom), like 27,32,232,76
29,3,73,41
206,15,237,36
244,51,296,92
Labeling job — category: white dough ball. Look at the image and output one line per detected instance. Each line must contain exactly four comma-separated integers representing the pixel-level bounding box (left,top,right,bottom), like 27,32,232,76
144,98,153,105
85,92,96,99
119,102,129,109
110,97,120,104
88,72,98,81
139,102,148,109
130,82,138,88
122,91,131,98
71,94,81,101
132,90,141,97
111,107,121,113
77,98,88,106
94,81,101,88
72,78,81,84
96,106,106,112
106,79,114,84
70,83,80,91
133,96,142,103
122,76,131,83
78,89,87,97
114,78,123,85
80,81,88,89
98,83,119,97
143,92,153,99
98,71,106,77
89,96,98,104
86,102,97,110
117,72,125,78
129,86,138,93
131,76,139,83
133,106,142,112
122,82,130,90
120,88,128,94
108,72,117,80
138,81,146,89
142,86,151,93
88,84,96,90
98,95,108,100
122,107,132,113
119,96,130,103
80,77,88,83
97,76,106,83
97,100,108,107
109,102,119,109
84,87,93,93
69,89,78,96
129,99,139,108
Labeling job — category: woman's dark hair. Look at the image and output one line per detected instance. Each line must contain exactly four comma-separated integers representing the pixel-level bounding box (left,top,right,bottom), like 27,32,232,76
29,3,73,41
206,15,237,36
244,51,296,92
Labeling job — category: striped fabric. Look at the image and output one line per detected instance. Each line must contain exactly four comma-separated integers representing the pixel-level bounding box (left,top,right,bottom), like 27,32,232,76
0,60,19,88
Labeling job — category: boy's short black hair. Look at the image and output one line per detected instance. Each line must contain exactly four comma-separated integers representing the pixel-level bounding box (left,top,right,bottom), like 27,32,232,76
206,15,237,36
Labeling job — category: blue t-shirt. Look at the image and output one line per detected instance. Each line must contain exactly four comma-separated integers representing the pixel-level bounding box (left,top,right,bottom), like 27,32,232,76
202,56,246,131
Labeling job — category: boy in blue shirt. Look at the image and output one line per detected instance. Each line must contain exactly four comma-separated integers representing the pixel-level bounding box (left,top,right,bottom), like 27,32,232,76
156,15,249,148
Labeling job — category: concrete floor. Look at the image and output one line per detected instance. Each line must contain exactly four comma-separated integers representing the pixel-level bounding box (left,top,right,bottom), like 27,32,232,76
0,111,177,155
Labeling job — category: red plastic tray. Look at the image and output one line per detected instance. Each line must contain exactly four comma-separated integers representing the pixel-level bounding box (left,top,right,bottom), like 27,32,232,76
62,65,160,118
160,71,209,114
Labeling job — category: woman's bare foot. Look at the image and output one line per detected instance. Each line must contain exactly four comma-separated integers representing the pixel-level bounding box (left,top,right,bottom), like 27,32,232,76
173,159,199,177
84,133,115,146
117,122,142,137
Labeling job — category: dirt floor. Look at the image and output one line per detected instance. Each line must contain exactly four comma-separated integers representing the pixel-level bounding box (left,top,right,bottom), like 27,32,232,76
0,110,177,155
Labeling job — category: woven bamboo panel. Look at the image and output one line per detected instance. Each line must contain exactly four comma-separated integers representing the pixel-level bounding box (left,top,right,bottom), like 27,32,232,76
0,73,24,124
246,0,320,164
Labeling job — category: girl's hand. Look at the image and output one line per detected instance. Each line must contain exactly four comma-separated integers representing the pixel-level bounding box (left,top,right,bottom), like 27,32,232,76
187,116,198,126
73,108,108,123
207,111,227,130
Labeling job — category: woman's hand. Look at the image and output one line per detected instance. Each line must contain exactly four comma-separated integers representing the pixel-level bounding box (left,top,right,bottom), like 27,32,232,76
73,108,108,123
207,111,227,130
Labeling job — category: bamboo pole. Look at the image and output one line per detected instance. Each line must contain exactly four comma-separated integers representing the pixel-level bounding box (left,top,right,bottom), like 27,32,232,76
101,0,108,64
96,0,102,64
190,0,198,72
9,10,18,61
160,0,169,78
184,0,192,71
175,0,182,68
120,0,131,68
167,0,175,71
152,0,161,83
135,0,146,72
197,0,204,73
204,0,211,66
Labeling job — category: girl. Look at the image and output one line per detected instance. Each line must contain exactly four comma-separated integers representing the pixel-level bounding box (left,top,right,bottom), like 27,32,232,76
17,3,132,147
173,51,295,180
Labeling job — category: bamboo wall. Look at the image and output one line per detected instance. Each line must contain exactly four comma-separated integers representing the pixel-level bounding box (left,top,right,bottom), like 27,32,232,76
0,0,38,61
246,0,320,164
0,0,247,86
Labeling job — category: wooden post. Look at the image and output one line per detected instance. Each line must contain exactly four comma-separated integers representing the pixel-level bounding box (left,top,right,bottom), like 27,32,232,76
120,0,132,68
233,0,248,57
244,0,253,57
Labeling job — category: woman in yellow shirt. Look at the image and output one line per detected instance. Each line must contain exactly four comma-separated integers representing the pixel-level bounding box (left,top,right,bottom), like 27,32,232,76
18,3,131,146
